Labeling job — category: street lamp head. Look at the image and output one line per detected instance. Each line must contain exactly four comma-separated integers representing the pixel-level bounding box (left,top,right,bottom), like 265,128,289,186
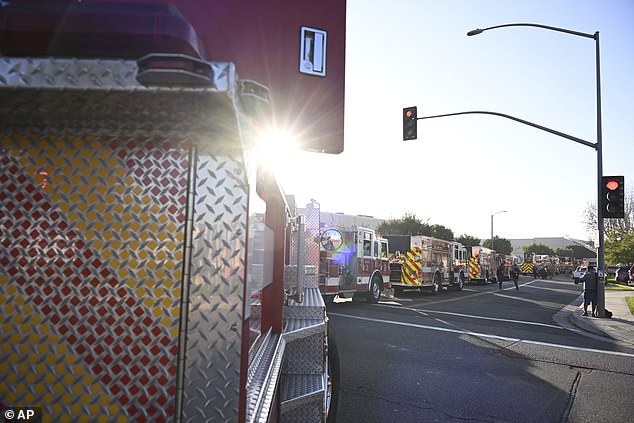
467,28,484,36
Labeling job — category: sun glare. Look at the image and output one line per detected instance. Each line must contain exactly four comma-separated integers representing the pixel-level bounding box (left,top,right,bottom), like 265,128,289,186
256,128,300,175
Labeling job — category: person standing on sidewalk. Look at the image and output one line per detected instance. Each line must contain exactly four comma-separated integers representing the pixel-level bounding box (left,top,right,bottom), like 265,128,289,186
581,266,598,317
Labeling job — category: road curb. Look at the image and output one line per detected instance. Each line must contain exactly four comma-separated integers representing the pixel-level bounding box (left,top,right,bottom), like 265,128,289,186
569,306,615,339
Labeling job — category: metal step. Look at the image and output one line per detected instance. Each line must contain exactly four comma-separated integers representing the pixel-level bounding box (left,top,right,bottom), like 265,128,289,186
280,287,328,422
284,288,325,320
280,373,325,421
283,318,326,343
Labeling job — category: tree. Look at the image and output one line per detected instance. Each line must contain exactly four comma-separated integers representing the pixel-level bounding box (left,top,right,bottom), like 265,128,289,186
582,188,634,266
605,230,634,265
482,236,513,255
566,244,595,259
456,234,481,250
583,188,634,241
377,212,431,236
524,243,555,256
430,224,454,241
555,248,574,258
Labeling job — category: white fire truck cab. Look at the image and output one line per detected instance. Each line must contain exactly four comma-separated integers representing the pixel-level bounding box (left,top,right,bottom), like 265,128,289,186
387,235,467,295
319,226,391,303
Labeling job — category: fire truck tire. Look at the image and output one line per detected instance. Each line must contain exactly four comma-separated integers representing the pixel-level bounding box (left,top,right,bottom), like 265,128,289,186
456,273,464,291
367,274,382,303
394,286,403,296
324,295,336,305
431,273,441,295
326,321,340,423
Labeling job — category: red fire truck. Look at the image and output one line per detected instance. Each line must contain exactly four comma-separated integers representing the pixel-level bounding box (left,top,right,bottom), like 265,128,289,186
468,246,497,283
387,235,467,295
319,225,391,304
496,253,517,281
0,1,345,422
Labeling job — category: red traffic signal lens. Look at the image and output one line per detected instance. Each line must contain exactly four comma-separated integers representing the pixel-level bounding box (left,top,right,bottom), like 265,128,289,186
606,178,619,191
405,110,413,119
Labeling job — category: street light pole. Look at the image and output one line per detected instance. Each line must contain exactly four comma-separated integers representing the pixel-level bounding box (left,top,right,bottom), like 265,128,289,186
468,23,605,317
491,210,507,252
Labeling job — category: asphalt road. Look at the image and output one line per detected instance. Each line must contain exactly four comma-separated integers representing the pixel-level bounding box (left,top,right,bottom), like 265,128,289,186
327,276,634,423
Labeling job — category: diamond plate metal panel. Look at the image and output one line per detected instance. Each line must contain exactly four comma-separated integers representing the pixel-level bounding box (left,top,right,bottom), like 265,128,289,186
281,402,323,423
286,202,320,290
181,145,247,423
0,58,239,142
0,57,231,91
303,202,321,289
0,55,254,422
0,132,189,422
282,333,324,375
284,288,326,320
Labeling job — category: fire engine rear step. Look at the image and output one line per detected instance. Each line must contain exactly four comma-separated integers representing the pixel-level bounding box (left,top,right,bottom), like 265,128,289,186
280,374,324,412
280,288,328,422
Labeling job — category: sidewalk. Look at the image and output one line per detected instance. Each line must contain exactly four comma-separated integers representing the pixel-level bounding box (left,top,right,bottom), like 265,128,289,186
568,287,634,348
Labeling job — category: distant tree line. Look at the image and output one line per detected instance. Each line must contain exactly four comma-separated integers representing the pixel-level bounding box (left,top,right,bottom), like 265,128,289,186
377,213,516,254
377,213,601,259
523,243,595,259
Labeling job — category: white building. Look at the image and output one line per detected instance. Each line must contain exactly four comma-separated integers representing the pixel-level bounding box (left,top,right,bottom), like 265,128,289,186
510,237,595,260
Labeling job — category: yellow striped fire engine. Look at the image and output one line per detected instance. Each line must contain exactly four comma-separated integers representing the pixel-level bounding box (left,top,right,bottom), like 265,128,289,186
387,235,467,295
469,246,496,283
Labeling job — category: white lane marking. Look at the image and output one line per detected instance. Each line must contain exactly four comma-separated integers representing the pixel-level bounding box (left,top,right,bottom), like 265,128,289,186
492,292,568,309
329,312,634,358
379,306,563,329
522,285,578,294
372,304,564,329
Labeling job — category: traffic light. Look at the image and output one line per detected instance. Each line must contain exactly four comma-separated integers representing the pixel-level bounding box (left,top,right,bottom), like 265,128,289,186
601,175,625,218
403,106,417,140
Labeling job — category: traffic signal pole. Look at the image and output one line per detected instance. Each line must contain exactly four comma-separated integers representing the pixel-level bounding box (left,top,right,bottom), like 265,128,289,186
409,23,609,317
594,31,606,318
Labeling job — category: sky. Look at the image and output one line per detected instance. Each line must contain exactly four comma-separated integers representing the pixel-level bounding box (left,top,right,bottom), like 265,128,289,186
271,0,634,242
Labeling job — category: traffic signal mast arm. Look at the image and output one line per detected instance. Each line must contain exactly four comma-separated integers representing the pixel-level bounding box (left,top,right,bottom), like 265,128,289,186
416,110,597,150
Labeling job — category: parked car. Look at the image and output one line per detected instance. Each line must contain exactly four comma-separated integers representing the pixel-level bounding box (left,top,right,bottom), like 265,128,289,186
572,266,587,284
615,266,630,283
606,266,618,278
629,265,634,286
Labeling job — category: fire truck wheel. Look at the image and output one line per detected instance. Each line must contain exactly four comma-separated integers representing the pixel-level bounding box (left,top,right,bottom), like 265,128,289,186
324,295,336,305
456,273,464,291
431,273,441,295
326,321,340,423
367,274,382,303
